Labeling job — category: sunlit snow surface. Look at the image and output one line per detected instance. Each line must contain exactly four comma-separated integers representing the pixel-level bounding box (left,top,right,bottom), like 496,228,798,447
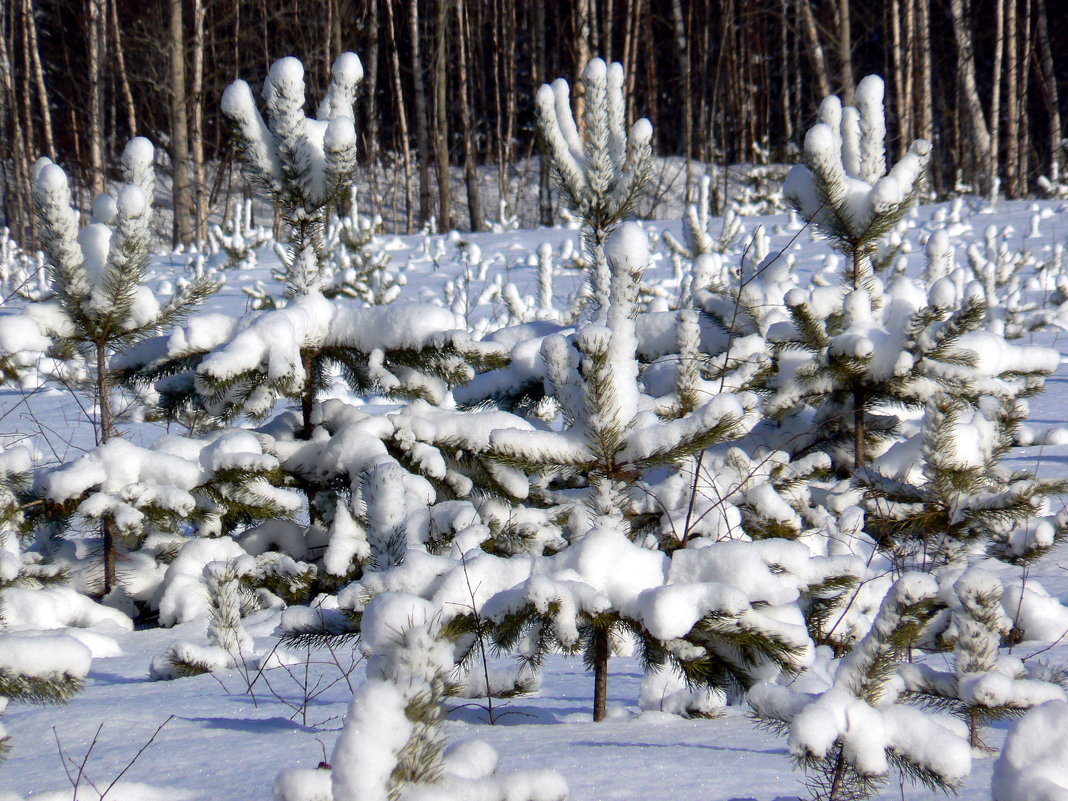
3,198,1068,801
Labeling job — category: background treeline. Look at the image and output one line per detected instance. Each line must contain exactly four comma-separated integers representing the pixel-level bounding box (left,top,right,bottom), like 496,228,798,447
0,0,1065,245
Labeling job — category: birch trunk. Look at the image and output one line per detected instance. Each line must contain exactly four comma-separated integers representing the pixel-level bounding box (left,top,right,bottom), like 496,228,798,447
455,0,482,232
948,0,993,195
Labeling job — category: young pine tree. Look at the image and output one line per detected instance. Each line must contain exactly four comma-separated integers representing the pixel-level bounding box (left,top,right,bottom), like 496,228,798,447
898,569,1066,750
860,393,1066,569
28,140,216,593
751,573,972,801
535,58,653,322
222,53,362,297
781,75,930,468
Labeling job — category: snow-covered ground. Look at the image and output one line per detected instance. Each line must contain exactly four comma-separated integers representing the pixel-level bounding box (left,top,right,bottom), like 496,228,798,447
3,197,1068,801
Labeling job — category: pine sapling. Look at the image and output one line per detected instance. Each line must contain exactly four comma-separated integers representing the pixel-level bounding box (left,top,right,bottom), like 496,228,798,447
782,75,930,468
535,58,653,322
751,573,972,801
898,569,1066,750
28,140,216,593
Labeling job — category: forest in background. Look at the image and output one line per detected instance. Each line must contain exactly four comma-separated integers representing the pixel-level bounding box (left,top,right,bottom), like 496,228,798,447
0,0,1066,246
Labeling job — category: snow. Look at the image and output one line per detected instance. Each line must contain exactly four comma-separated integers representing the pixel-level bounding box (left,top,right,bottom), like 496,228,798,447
992,700,1068,801
0,633,90,680
9,145,1068,801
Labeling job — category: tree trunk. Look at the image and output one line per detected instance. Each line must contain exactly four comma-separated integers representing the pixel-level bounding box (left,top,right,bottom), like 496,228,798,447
96,341,116,595
87,0,105,198
191,0,207,241
621,0,639,128
1005,0,1019,196
534,0,552,226
671,0,692,203
1034,0,1063,183
108,0,136,138
797,0,831,100
890,0,904,157
455,0,482,232
502,0,516,216
901,0,915,146
300,350,316,440
948,0,993,195
365,0,380,165
836,0,855,103
915,0,936,189
592,625,610,722
169,0,194,245
410,0,432,226
383,0,414,233
23,0,54,158
1017,0,1032,191
0,1,31,244
990,0,1005,198
433,0,451,231
574,0,591,132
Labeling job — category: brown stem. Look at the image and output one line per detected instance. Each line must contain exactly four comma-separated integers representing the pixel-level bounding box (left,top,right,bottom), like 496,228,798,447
828,745,847,801
300,350,315,440
96,341,116,595
592,625,610,722
853,384,865,470
851,245,865,471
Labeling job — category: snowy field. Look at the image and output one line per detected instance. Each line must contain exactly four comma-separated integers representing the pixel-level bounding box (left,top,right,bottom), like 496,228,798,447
3,193,1068,801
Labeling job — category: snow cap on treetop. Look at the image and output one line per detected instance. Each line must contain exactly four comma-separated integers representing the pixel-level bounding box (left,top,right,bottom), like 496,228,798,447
220,79,254,118
582,57,608,84
122,136,154,170
116,185,147,219
267,55,304,95
34,161,69,194
92,193,117,225
331,51,364,87
603,221,649,275
324,117,357,151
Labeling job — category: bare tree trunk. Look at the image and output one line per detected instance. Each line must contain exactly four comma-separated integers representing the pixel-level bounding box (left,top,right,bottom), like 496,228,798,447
890,0,904,157
491,0,506,210
1034,0,1063,182
502,0,517,215
455,0,482,232
915,0,936,188
169,0,193,245
1017,0,1032,190
365,0,380,165
592,625,609,722
670,0,692,203
191,0,207,241
17,0,35,164
108,0,136,138
602,0,614,60
0,1,31,244
433,0,450,231
410,0,432,226
990,0,1004,196
836,0,855,103
798,0,831,100
574,0,591,131
534,0,552,226
1005,0,1020,196
902,0,915,146
948,0,993,195
87,0,106,198
781,0,793,146
384,0,414,233
95,341,116,595
621,0,639,128
23,0,54,158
